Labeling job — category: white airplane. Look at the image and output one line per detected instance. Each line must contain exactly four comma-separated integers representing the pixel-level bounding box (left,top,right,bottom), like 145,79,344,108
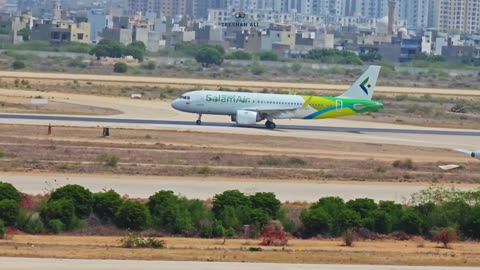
171,66,383,129
455,149,480,159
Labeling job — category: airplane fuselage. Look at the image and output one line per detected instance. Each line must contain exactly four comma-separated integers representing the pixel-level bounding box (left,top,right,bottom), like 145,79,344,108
171,90,383,120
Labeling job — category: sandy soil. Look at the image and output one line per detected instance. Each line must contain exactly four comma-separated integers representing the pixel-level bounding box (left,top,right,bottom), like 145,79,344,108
1,70,480,96
0,235,478,266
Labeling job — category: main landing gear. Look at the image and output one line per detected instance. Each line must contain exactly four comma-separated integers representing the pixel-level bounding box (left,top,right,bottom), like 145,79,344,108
265,120,276,129
196,114,202,125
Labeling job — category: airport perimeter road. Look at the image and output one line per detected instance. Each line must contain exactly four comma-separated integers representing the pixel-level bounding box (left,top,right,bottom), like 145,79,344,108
1,174,477,202
1,258,478,270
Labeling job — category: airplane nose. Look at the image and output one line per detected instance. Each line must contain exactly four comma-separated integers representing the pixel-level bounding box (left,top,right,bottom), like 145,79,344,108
171,99,180,110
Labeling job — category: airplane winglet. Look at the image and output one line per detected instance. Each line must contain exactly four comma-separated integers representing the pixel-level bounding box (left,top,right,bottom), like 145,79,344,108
289,89,296,95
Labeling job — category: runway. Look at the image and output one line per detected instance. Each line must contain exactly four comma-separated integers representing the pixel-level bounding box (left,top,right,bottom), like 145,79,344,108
1,113,479,137
0,257,477,270
1,174,477,202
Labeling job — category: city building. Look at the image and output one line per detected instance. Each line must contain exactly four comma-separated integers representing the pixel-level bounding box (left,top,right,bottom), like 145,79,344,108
430,0,480,34
31,19,91,43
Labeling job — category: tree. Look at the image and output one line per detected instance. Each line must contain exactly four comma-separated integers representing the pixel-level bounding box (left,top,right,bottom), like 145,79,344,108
300,207,331,236
346,198,378,219
113,62,128,73
124,46,144,62
249,192,281,217
40,198,76,230
12,60,26,70
115,200,150,230
212,190,250,217
93,190,123,221
50,185,93,218
0,220,5,239
128,41,146,52
0,199,19,226
460,206,480,239
398,209,423,235
195,47,224,67
337,209,362,232
365,210,393,234
0,182,21,203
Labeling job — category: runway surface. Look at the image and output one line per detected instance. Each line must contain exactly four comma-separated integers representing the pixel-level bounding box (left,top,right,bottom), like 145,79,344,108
1,113,479,137
0,257,477,270
1,174,477,202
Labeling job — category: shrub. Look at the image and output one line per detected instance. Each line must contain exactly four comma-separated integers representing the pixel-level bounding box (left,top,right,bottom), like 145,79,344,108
120,232,165,249
392,159,416,170
16,209,45,234
115,200,150,230
142,61,156,70
258,51,278,61
40,198,76,230
337,209,362,232
257,156,282,166
12,60,26,70
226,50,252,60
48,219,65,234
286,157,306,166
433,228,458,248
460,206,480,239
50,185,93,217
93,190,123,221
113,62,128,73
0,182,22,203
0,150,6,158
195,46,224,67
248,246,263,252
342,228,355,247
0,199,20,226
0,220,5,239
250,62,267,75
346,198,378,219
97,153,119,167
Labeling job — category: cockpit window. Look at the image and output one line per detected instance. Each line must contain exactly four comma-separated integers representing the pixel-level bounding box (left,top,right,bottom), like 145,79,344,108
179,96,191,100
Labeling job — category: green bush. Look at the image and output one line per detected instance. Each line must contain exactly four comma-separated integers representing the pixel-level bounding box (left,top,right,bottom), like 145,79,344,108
93,190,123,221
250,62,267,75
304,49,362,65
300,207,331,236
258,51,278,61
40,198,76,230
0,199,20,226
195,47,224,67
337,209,362,232
0,182,22,203
113,62,128,73
50,185,93,217
212,190,251,218
226,50,252,60
461,206,480,239
115,200,150,230
120,232,165,249
249,192,281,217
16,209,45,234
399,209,423,235
0,219,5,239
12,60,26,70
142,61,156,70
346,198,378,219
48,219,65,234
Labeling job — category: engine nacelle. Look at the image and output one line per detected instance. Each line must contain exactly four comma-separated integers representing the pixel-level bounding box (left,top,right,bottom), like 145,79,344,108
234,110,261,125
472,151,480,159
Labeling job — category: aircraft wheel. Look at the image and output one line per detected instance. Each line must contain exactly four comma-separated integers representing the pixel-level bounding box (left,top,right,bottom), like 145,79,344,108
265,121,276,129
196,120,202,125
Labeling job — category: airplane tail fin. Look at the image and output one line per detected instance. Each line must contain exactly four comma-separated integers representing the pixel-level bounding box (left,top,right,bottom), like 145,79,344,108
338,65,381,100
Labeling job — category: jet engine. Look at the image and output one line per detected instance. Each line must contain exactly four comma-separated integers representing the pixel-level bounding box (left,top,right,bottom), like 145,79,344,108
232,110,262,125
472,151,480,159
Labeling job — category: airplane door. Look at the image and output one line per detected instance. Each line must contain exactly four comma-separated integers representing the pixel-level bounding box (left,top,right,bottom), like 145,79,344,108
336,99,343,112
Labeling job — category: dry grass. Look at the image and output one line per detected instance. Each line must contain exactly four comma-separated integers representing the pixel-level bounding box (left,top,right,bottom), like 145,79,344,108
0,235,479,266
0,124,478,183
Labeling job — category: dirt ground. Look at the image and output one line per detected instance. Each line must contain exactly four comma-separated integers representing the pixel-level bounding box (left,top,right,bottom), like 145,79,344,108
0,235,478,266
0,124,478,183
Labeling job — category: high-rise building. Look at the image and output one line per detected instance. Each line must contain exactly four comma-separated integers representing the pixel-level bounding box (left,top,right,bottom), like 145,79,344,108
430,0,480,34
357,0,389,18
127,0,187,17
396,0,429,31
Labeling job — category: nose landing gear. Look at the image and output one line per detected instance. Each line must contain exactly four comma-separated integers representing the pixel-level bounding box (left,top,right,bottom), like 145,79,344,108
196,114,202,125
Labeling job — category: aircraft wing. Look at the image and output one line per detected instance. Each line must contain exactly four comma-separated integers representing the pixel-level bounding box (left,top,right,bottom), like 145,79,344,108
454,149,473,155
243,107,299,118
